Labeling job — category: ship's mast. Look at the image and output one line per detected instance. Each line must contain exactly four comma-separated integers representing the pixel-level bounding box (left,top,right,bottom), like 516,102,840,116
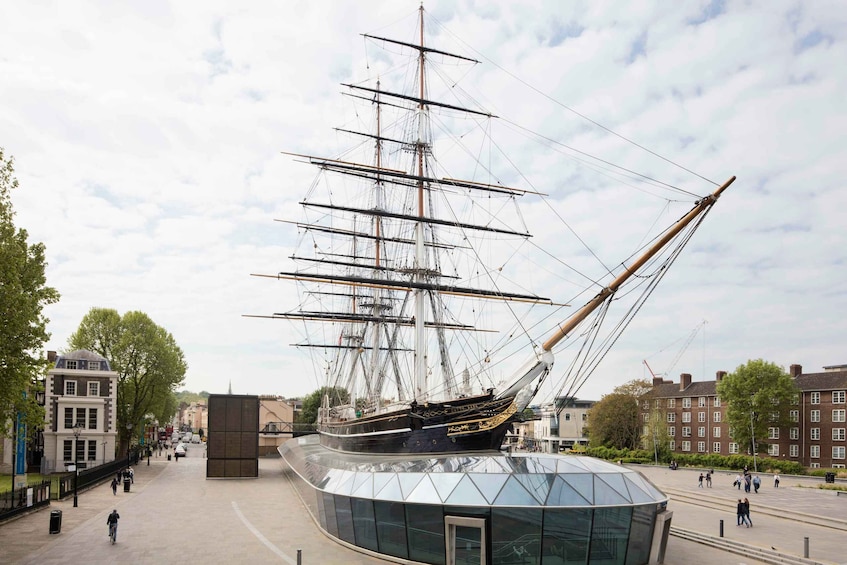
413,5,428,401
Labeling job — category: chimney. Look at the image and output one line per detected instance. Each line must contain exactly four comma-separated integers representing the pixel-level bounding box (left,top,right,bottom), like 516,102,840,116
47,350,57,363
790,364,802,378
680,373,692,391
653,377,664,386
716,371,726,382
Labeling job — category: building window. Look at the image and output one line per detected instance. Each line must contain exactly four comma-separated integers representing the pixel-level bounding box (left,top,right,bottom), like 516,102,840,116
698,441,706,452
810,462,820,468
667,413,676,423
729,442,738,454
834,428,846,441
564,413,571,421
768,444,779,456
88,381,99,396
655,399,662,408
87,440,97,461
668,398,676,408
789,444,799,457
713,427,721,438
667,427,675,437
697,426,705,437
811,445,820,458
63,440,72,462
682,427,691,437
88,408,98,430
811,428,820,441
769,411,778,422
682,412,691,423
76,407,86,427
65,380,77,396
713,442,721,453
682,398,691,408
834,409,846,423
642,413,649,423
834,391,846,404
75,439,84,463
713,412,721,422
682,441,691,452
811,392,820,405
698,397,706,408
714,397,721,407
64,407,74,429
581,413,587,421
792,394,799,405
834,447,846,460
789,410,798,422
89,360,100,370
669,440,675,451
698,412,706,423
768,427,779,440
66,360,78,370
811,410,820,423
790,427,799,440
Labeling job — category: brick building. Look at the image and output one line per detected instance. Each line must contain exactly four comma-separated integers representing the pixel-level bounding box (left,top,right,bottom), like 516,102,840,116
644,363,847,468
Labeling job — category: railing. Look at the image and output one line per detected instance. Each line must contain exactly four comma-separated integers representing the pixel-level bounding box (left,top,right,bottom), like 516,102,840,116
56,458,134,500
260,422,317,436
0,481,52,522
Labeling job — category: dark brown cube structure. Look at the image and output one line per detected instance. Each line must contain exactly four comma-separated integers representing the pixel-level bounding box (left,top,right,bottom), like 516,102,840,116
206,394,259,478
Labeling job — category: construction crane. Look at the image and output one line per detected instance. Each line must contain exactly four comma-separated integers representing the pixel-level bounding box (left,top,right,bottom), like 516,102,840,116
644,320,706,379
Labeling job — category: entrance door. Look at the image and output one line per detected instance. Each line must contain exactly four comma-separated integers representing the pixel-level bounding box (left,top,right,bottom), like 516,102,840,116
445,516,486,565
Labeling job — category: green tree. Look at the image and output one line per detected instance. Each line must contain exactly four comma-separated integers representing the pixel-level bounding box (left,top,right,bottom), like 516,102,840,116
587,393,640,449
716,359,799,456
297,386,350,425
642,407,670,462
68,308,187,454
0,148,60,432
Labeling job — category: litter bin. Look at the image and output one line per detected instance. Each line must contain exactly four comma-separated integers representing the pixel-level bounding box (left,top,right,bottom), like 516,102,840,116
167,454,172,461
49,509,62,534
123,477,131,492
825,472,836,483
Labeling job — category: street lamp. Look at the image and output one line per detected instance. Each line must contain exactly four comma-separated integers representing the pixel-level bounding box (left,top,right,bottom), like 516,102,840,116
126,422,133,467
72,422,82,508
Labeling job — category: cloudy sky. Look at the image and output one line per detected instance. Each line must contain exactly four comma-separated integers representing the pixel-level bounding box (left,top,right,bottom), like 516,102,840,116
2,0,845,402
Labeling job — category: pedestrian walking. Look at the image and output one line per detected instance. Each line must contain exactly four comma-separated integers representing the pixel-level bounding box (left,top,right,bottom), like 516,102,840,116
744,474,751,493
110,477,118,495
742,498,753,527
734,474,742,489
753,475,761,493
128,466,134,484
698,473,704,488
736,499,744,526
706,471,712,488
774,473,780,488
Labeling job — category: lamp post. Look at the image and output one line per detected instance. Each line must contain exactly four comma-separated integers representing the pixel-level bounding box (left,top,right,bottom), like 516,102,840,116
72,422,82,507
126,422,133,467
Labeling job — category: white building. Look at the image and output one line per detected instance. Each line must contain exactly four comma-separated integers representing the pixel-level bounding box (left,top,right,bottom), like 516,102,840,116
42,350,119,473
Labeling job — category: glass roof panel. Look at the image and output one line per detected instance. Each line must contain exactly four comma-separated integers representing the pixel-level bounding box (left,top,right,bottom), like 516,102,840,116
445,475,489,506
546,475,592,507
406,475,441,503
562,473,594,504
595,473,632,503
351,473,373,498
622,475,657,504
323,469,345,492
336,470,356,496
493,476,540,506
468,473,509,504
576,457,620,473
623,472,666,501
515,473,554,504
398,473,425,499
593,475,630,506
374,474,405,501
429,472,463,502
372,472,394,495
556,457,591,473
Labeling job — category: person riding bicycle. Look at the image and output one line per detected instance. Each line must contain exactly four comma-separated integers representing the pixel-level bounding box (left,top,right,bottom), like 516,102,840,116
106,509,120,541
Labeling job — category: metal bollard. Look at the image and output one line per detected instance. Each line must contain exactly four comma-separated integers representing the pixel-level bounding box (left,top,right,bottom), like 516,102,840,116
719,519,724,538
297,549,302,564
804,537,809,558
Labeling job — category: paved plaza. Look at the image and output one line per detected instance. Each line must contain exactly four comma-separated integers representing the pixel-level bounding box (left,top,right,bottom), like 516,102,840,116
1,448,844,564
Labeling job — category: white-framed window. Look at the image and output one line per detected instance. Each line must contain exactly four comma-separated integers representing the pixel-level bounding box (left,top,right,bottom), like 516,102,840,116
682,427,691,437
655,399,662,408
88,408,98,430
811,428,820,441
667,426,675,437
66,360,78,370
64,407,74,429
811,445,820,458
667,413,676,423
790,427,799,440
698,412,706,423
792,394,799,405
771,396,779,405
642,401,649,410
87,440,97,461
65,380,77,396
810,462,820,468
712,442,721,453
713,427,721,438
833,446,846,460
833,409,846,423
770,411,779,422
789,444,799,457
834,391,846,404
767,444,779,456
714,397,721,407
811,392,820,405
63,440,73,462
642,425,649,436
833,428,846,441
642,413,649,423
76,407,85,427
668,398,676,408
789,410,799,422
682,397,691,409
768,427,779,440
698,426,705,437
669,440,675,451
88,381,99,396
729,442,739,454
698,441,706,452
713,411,721,422
88,360,99,371
698,397,706,408
682,441,691,452
811,410,820,423
682,412,691,423
834,464,847,469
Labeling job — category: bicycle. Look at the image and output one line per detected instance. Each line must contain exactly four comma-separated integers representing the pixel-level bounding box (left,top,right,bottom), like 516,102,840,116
109,522,117,544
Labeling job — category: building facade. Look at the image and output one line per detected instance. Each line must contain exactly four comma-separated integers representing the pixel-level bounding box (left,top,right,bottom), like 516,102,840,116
42,350,119,473
644,364,847,469
512,398,594,453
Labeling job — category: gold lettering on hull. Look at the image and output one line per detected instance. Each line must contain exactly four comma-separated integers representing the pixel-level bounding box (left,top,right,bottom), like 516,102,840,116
446,402,517,436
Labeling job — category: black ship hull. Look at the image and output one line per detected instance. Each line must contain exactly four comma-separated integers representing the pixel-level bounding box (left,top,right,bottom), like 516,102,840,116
318,393,517,454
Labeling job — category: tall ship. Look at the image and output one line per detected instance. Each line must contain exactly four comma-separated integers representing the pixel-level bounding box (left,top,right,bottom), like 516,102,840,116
253,7,734,455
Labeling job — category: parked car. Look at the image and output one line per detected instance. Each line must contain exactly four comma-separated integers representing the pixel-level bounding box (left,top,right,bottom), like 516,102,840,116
174,444,186,458
191,434,201,444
